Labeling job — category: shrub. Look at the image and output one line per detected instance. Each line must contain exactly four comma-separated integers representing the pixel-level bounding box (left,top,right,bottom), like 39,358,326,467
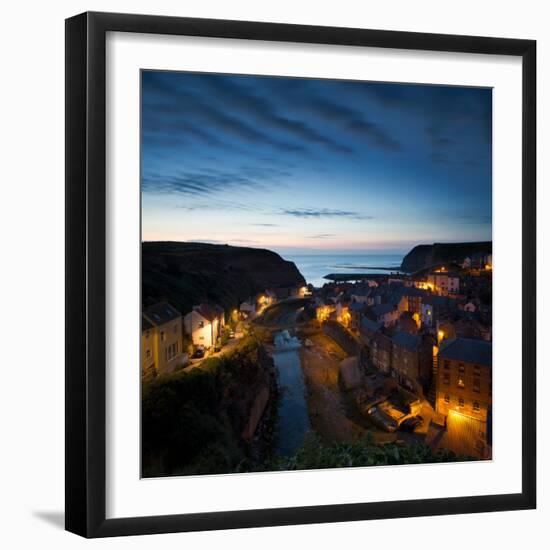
263,432,472,472
141,336,268,477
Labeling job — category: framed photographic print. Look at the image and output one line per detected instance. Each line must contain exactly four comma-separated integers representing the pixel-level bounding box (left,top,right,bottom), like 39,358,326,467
65,11,536,537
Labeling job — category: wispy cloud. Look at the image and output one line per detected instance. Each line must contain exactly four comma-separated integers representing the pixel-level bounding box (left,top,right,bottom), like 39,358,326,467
430,152,487,167
142,171,262,197
192,75,354,154
455,214,492,225
425,125,454,149
281,208,373,220
296,93,401,151
143,164,290,198
188,239,225,244
142,72,354,156
175,199,257,212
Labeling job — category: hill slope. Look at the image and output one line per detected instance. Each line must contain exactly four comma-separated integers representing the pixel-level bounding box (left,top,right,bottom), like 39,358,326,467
400,241,492,273
142,241,305,314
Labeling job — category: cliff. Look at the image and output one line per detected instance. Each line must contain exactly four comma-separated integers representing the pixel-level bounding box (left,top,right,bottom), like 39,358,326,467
142,241,305,314
142,337,277,476
400,241,492,273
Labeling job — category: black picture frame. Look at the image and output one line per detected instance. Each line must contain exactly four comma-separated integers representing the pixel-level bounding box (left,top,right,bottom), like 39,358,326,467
65,11,536,538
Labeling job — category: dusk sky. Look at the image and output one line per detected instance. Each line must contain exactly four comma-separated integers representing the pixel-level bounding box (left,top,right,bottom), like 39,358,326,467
141,71,492,255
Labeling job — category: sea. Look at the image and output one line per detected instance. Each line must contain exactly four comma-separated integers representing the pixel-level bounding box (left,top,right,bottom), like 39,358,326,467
283,253,405,288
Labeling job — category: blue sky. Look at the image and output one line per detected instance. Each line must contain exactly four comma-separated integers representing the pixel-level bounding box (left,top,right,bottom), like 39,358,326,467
141,71,492,255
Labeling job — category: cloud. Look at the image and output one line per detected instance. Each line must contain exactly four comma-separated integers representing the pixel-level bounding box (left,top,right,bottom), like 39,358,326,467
143,164,290,199
229,238,259,244
425,125,454,149
188,239,225,244
344,120,401,151
308,233,337,239
301,95,401,151
455,214,491,225
142,171,262,197
251,223,279,227
142,72,351,156
175,199,256,212
429,152,486,167
194,75,353,154
281,208,373,220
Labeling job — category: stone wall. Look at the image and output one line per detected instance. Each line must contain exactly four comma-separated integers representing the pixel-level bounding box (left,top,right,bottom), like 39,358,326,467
322,321,363,357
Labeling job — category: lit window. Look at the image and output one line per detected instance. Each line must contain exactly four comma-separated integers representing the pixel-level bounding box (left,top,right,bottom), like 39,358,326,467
198,321,204,328
458,398,464,407
473,401,480,412
457,378,465,389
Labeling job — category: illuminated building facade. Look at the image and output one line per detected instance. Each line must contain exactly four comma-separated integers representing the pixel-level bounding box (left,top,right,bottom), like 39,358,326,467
436,337,492,423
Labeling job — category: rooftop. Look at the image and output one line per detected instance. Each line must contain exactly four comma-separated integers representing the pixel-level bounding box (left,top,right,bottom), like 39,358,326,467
141,314,154,331
360,317,382,333
438,337,492,367
194,303,224,322
143,302,181,326
371,303,395,316
392,331,421,351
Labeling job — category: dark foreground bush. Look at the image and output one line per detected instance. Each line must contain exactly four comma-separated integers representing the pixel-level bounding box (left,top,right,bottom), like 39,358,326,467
141,336,270,477
261,432,472,472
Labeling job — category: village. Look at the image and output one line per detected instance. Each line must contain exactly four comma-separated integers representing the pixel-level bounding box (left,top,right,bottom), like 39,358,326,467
141,249,493,462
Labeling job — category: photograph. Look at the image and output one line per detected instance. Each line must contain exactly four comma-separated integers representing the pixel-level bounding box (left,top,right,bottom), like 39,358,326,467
140,70,493,478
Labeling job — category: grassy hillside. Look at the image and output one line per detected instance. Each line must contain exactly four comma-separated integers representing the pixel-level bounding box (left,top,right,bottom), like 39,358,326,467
142,241,305,314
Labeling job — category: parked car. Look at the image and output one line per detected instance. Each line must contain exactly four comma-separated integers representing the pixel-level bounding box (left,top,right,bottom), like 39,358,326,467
366,406,398,433
192,346,205,359
400,415,423,432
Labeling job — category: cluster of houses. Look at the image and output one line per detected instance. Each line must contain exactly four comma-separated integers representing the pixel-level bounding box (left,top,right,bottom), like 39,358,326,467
239,284,309,319
313,260,493,458
141,284,306,378
461,251,493,270
141,256,493,458
141,301,225,378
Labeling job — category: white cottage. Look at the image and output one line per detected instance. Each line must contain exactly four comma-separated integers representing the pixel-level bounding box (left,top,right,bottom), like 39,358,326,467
184,303,225,348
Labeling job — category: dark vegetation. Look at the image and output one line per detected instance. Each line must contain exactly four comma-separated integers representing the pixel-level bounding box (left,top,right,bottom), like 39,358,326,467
141,336,276,477
142,241,305,314
265,432,472,472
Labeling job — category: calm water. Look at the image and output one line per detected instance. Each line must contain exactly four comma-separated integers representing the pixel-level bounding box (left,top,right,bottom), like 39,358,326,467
284,253,405,287
272,346,310,456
